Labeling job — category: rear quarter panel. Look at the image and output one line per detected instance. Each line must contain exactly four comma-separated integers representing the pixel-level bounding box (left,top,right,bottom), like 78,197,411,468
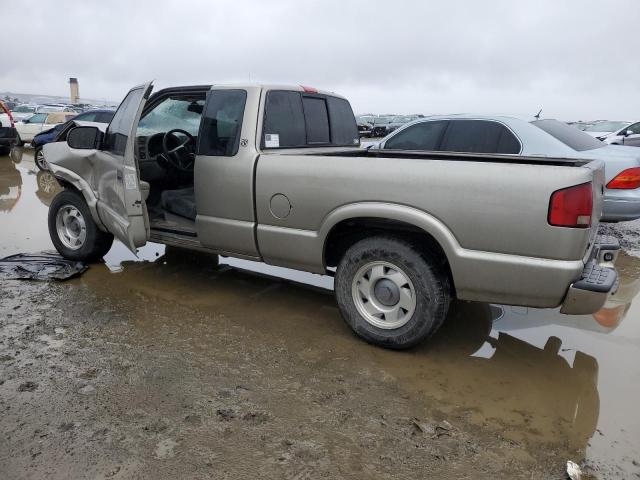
256,152,596,260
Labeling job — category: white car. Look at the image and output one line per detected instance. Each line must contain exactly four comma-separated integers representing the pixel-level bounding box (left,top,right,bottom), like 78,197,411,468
598,121,640,147
583,121,632,141
10,104,38,121
15,112,77,144
372,114,640,222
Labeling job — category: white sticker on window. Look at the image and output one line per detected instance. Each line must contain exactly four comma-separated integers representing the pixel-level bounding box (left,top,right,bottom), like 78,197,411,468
265,134,280,148
124,173,137,190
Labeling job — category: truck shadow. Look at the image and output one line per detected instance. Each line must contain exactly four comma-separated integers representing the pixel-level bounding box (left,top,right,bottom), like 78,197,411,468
81,245,601,456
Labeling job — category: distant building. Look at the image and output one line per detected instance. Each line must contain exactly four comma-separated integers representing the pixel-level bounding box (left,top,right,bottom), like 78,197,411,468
69,77,80,104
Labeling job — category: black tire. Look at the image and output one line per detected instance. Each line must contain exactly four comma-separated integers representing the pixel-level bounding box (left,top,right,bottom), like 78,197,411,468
34,147,48,170
48,189,114,262
335,236,451,349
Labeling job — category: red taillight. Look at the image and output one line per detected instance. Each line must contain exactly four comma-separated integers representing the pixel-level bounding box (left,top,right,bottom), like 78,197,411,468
300,85,318,93
606,167,640,190
548,182,593,228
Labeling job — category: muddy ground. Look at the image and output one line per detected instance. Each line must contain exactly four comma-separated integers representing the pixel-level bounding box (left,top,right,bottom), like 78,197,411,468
1,149,640,479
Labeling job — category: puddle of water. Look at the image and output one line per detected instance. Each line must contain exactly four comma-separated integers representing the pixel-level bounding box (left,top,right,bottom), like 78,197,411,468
2,147,640,476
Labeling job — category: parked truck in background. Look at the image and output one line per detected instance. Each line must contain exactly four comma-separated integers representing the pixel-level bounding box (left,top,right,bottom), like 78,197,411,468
42,82,619,349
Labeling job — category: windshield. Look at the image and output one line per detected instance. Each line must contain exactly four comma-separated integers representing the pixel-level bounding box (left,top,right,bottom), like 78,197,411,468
138,97,205,136
13,105,35,113
585,121,629,132
532,119,604,151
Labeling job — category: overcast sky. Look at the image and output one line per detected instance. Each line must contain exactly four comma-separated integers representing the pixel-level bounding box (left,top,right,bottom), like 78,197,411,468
2,0,639,120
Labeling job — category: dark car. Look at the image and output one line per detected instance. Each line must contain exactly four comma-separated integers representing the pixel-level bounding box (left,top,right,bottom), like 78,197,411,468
0,100,19,156
33,109,114,169
370,116,394,137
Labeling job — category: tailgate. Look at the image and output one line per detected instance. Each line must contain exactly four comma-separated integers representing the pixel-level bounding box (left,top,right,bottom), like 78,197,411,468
584,160,606,262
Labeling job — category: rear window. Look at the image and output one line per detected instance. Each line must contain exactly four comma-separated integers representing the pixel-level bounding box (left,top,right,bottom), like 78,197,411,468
532,119,603,151
263,90,359,148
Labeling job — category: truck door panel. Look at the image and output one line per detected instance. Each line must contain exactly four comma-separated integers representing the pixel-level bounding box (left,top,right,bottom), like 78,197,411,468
194,87,260,258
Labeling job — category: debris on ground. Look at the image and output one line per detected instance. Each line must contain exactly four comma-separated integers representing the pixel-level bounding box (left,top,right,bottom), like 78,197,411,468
566,460,582,480
0,252,87,280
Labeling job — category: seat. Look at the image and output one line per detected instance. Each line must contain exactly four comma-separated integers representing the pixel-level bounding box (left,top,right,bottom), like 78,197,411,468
160,187,197,221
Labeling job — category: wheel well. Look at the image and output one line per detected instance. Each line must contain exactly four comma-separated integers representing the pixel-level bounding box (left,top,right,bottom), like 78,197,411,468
323,217,455,293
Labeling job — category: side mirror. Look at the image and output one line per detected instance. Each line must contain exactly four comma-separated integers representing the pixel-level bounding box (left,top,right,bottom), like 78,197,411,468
67,126,103,150
22,118,29,124
624,130,633,137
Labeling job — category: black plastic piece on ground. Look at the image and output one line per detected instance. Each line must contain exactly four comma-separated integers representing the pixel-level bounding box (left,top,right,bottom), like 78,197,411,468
0,252,87,281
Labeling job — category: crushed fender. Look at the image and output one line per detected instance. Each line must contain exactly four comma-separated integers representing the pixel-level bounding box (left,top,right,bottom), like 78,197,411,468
0,252,87,281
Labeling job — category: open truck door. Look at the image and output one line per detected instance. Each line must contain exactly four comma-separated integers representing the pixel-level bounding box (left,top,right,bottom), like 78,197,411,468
46,81,153,254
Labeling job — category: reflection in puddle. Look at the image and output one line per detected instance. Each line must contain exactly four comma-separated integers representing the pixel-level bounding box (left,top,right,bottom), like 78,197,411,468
3,148,640,476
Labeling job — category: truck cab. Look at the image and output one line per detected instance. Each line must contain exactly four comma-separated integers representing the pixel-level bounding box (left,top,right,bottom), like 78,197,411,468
44,82,360,258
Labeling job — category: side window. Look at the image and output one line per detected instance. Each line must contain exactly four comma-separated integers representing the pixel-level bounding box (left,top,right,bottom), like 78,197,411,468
75,112,99,122
496,127,521,154
302,96,330,144
97,112,115,123
384,121,448,150
628,122,640,135
104,86,146,155
263,91,306,148
441,120,520,154
198,89,247,157
29,113,47,123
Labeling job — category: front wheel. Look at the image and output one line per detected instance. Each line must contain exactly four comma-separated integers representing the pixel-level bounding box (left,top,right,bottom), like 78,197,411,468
34,147,47,170
48,189,114,262
335,236,451,349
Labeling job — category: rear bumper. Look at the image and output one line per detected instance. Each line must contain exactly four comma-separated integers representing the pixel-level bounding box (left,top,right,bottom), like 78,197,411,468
560,234,620,314
602,196,640,222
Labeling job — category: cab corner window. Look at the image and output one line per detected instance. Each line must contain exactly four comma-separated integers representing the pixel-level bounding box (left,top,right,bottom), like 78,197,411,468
198,89,247,157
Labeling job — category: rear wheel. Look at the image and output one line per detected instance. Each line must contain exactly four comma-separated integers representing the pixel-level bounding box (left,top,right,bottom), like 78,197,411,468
335,236,451,349
48,189,114,262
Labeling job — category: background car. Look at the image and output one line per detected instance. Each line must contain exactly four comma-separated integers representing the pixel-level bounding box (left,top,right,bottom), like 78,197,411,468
355,115,373,137
583,120,631,140
71,108,115,126
32,110,113,169
0,100,18,155
10,104,38,121
387,115,422,133
599,121,640,147
373,114,640,222
370,116,393,137
15,112,77,145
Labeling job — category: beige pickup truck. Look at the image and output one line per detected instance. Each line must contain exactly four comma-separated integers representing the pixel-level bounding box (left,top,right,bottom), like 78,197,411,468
43,82,619,349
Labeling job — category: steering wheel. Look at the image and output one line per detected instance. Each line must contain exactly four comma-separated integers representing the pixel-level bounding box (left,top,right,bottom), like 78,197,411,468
162,129,195,172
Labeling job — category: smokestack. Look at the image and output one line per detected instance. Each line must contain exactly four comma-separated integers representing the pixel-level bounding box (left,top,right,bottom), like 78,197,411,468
69,77,80,104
